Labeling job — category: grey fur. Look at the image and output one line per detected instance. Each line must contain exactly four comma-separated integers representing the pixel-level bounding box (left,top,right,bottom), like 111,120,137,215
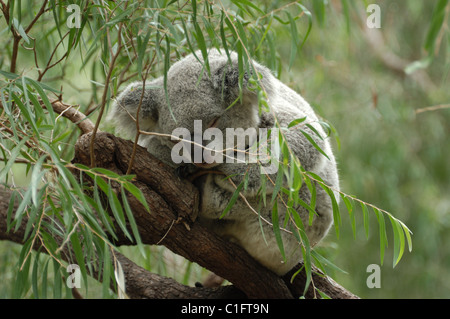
108,49,339,275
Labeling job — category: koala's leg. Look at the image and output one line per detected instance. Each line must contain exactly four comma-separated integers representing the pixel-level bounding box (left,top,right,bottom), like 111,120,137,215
197,174,302,275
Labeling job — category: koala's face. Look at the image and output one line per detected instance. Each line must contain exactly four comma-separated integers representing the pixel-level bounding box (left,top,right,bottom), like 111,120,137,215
147,52,261,167
113,49,272,168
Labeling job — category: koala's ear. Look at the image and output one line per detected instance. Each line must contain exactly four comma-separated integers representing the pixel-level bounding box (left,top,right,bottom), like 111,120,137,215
108,82,159,136
211,54,274,106
211,59,249,105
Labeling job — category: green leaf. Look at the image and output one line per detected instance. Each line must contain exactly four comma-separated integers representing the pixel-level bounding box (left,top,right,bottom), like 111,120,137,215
91,167,121,178
402,222,413,253
296,4,313,50
220,179,244,219
304,176,316,213
341,194,356,238
14,188,32,234
6,190,17,232
70,231,88,289
405,56,432,75
102,242,112,298
424,0,449,53
114,259,127,299
52,259,62,299
305,123,325,141
255,15,273,53
271,201,286,261
136,31,149,77
107,180,132,240
299,230,312,296
31,252,40,299
328,188,341,238
11,92,39,136
288,117,307,128
312,0,326,27
192,0,197,23
105,3,137,26
231,0,264,15
0,69,20,80
163,35,176,122
219,12,231,60
307,172,340,237
388,215,405,267
122,180,150,212
92,178,117,240
25,77,57,125
300,129,330,160
0,137,29,184
193,23,210,74
41,258,49,299
31,156,47,208
12,18,30,44
361,202,370,239
121,185,145,256
311,250,348,275
287,12,298,69
271,163,284,204
373,207,388,266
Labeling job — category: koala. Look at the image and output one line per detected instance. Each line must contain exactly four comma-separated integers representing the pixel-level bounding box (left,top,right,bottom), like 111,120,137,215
108,49,340,276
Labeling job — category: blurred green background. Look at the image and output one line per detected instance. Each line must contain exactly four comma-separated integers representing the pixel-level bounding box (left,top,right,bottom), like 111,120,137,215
1,0,449,298
286,0,450,298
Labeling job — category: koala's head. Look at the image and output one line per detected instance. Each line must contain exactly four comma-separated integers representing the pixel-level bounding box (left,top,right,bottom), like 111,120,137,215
109,49,274,167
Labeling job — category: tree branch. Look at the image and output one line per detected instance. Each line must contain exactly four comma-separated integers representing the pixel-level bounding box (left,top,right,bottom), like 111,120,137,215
51,100,95,134
0,186,244,299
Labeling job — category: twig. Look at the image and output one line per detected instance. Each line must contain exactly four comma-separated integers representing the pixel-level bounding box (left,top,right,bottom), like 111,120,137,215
50,100,95,134
25,0,49,33
89,21,125,167
415,104,450,115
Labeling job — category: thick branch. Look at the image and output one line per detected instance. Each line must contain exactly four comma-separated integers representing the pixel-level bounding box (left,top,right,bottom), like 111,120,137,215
51,100,95,134
0,186,244,299
71,132,358,299
72,132,293,299
0,130,358,298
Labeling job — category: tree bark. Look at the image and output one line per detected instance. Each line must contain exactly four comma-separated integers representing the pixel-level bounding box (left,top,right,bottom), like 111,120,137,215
0,131,358,299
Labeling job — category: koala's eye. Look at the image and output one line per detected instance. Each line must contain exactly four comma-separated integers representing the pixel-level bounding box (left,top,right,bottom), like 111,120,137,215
208,118,219,128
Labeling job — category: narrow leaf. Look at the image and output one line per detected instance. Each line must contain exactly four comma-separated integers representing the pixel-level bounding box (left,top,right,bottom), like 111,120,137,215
220,179,244,218
271,200,286,261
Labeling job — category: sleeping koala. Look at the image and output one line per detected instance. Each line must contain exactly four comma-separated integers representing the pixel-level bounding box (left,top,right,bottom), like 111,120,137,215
108,49,340,275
